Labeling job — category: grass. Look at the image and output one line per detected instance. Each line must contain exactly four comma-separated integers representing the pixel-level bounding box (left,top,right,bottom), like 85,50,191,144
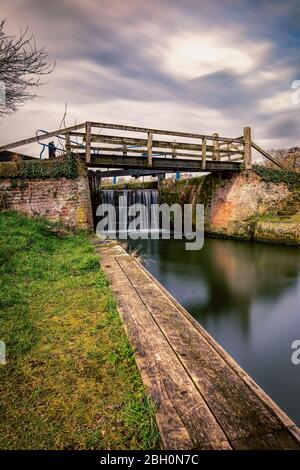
258,211,300,224
0,211,160,450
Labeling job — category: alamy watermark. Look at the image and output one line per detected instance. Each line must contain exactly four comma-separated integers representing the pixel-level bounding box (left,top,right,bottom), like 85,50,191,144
291,80,300,105
95,197,204,251
0,340,6,365
291,340,300,365
0,80,5,106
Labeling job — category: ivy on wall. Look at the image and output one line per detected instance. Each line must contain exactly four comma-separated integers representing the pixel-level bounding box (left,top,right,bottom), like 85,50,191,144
0,154,85,180
253,165,300,187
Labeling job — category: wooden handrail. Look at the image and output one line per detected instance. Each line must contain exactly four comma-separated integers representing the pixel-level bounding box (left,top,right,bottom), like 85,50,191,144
88,121,243,143
77,133,243,155
0,123,85,152
251,141,283,169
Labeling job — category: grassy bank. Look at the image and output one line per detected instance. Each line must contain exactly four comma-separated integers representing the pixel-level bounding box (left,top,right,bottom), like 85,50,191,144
0,212,160,450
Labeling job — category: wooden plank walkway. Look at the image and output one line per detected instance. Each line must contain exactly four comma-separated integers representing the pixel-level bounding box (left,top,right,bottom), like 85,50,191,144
95,241,300,450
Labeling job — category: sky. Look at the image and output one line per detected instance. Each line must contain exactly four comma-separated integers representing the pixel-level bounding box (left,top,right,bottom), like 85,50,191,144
0,0,300,154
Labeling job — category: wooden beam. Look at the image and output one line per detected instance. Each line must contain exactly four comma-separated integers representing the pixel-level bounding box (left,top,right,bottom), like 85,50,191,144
82,153,242,171
147,132,153,167
85,134,244,155
243,127,252,170
89,121,243,143
212,133,220,161
251,141,283,169
65,133,71,152
201,138,207,170
85,121,92,164
69,145,242,160
0,123,85,152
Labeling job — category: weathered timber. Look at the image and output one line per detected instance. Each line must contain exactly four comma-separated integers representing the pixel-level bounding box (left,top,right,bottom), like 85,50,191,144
90,169,166,178
79,153,242,171
70,145,243,160
117,256,286,441
147,132,153,167
212,132,220,161
201,138,207,170
79,133,243,155
243,127,252,170
96,243,300,450
0,123,85,152
88,121,243,143
251,140,283,168
85,121,92,164
65,133,71,152
98,244,231,450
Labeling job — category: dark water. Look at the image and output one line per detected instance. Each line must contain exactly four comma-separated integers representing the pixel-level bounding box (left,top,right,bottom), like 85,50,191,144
127,237,300,425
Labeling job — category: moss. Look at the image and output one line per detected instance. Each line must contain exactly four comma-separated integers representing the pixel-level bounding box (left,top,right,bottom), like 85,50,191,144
0,153,85,180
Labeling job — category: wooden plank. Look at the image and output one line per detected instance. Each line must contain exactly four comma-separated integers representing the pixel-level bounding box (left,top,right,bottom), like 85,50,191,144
65,133,71,152
0,123,85,152
83,154,242,171
232,430,300,450
89,121,243,143
85,121,92,164
86,134,243,155
136,258,297,431
147,132,153,167
251,140,283,168
116,255,300,445
212,132,220,161
98,246,231,450
243,127,252,170
73,146,211,159
70,145,243,160
201,138,206,170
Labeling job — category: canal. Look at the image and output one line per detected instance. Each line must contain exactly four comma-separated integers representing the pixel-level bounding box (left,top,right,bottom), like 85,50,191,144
127,236,300,426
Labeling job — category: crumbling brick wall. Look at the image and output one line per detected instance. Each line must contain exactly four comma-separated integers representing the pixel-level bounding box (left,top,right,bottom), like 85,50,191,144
0,176,93,229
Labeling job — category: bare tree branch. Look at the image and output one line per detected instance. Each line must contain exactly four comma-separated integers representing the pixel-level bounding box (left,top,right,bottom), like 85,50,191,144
0,19,55,117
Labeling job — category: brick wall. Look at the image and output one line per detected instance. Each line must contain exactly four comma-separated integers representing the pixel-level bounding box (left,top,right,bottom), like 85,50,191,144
0,176,93,229
160,171,298,243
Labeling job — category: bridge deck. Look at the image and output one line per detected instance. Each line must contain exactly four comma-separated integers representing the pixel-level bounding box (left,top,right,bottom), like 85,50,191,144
95,242,300,450
83,154,242,172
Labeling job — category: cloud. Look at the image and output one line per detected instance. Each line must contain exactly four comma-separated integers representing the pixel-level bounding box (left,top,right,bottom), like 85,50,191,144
0,0,300,152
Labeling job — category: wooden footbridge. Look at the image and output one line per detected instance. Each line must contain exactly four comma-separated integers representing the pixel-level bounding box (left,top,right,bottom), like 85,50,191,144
0,121,282,175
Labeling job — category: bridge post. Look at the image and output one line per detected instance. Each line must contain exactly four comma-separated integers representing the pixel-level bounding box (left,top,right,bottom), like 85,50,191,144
65,133,71,153
212,133,220,161
243,127,252,170
85,121,91,164
147,132,153,167
201,138,207,170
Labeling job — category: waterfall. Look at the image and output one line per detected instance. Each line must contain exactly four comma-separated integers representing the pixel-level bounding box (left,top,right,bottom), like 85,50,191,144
100,190,115,206
98,189,159,237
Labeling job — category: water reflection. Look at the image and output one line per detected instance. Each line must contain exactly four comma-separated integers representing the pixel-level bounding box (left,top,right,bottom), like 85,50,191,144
127,237,300,425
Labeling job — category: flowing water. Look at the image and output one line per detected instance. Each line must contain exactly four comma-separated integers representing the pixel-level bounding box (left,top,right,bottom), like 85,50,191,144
126,236,300,425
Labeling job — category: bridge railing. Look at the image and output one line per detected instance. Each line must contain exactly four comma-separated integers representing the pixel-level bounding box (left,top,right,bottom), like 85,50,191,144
2,121,283,171
65,121,250,170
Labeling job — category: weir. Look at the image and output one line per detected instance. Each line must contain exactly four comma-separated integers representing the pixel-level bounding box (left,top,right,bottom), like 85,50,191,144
93,188,159,233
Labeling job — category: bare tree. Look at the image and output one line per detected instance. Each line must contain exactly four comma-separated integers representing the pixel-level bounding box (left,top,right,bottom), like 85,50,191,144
0,19,54,117
265,147,300,172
